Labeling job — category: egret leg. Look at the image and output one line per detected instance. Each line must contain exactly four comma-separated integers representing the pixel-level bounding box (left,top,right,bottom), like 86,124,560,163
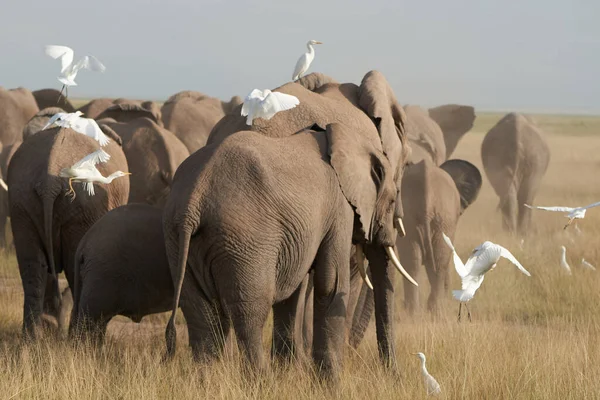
564,219,574,230
457,303,462,322
65,178,76,201
57,85,65,104
465,303,472,322
65,86,69,100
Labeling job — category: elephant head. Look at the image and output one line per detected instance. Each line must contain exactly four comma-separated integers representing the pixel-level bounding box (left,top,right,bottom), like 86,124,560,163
428,104,475,158
22,107,67,141
404,105,446,165
32,89,75,113
440,159,483,214
96,103,163,126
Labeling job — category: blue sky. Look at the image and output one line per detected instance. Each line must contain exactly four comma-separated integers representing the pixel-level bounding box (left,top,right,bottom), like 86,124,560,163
1,0,598,114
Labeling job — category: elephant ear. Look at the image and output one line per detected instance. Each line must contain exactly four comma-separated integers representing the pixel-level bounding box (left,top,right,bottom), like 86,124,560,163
98,123,123,146
428,105,475,158
357,71,407,171
327,123,386,241
296,73,339,92
440,159,482,213
97,103,162,125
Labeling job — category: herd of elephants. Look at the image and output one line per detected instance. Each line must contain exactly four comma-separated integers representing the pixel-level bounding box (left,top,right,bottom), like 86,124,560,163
0,71,550,380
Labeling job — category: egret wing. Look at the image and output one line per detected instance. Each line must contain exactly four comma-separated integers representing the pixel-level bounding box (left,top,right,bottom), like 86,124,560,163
499,246,531,276
292,53,308,80
269,92,300,111
72,149,111,169
42,113,66,131
442,233,468,278
77,118,110,146
582,200,600,210
525,204,575,213
72,55,106,74
45,45,73,73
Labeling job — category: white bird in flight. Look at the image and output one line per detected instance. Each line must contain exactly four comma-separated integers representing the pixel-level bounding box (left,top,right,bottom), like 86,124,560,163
581,258,597,271
45,45,106,100
525,201,600,230
241,89,300,125
412,352,441,396
443,233,531,322
559,246,572,275
292,40,323,81
42,111,111,146
59,149,129,199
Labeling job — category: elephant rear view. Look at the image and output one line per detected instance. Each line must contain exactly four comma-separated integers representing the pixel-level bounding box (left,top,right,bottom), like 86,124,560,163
481,113,550,234
8,127,129,339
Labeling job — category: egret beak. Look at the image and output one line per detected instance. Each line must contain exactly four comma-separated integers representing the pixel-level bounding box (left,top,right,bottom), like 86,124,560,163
315,41,323,44
395,217,406,237
124,172,132,175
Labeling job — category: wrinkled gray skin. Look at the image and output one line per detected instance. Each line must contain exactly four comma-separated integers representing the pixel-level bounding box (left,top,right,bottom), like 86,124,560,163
78,98,162,121
32,89,76,113
163,121,402,381
428,104,475,159
70,204,173,344
22,107,67,141
481,113,550,234
0,87,39,148
398,158,482,314
192,71,411,374
98,106,189,207
96,101,163,126
8,127,130,340
161,91,242,152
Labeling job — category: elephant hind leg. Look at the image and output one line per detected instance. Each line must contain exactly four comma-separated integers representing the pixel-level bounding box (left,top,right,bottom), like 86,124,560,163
500,185,518,233
228,297,270,375
517,173,544,235
424,231,452,314
399,240,421,315
272,274,309,363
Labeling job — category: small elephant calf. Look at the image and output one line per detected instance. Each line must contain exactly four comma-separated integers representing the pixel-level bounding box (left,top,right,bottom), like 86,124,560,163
69,204,173,343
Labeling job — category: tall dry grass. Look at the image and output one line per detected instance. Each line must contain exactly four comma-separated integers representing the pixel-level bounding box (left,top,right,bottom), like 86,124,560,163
2,112,600,399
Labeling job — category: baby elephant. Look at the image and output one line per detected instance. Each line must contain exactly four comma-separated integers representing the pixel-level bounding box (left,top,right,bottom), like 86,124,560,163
69,204,173,344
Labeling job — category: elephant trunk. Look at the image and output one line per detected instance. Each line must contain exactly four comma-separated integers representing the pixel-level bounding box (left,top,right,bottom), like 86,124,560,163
42,195,62,317
164,227,192,361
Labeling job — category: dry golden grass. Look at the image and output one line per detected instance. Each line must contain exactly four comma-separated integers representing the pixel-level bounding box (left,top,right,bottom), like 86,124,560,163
2,112,600,398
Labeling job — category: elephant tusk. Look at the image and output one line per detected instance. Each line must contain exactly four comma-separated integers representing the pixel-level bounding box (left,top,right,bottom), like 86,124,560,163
396,217,406,237
355,244,373,290
386,246,418,287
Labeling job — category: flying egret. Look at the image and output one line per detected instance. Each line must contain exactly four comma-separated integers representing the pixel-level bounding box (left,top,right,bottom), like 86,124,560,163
292,40,323,81
525,201,600,230
45,45,106,100
59,149,129,200
442,233,531,322
42,111,111,146
581,258,597,271
412,352,441,396
558,246,572,275
241,89,300,125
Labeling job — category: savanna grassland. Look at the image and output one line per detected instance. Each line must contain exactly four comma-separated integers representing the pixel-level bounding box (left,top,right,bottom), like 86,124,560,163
1,112,600,399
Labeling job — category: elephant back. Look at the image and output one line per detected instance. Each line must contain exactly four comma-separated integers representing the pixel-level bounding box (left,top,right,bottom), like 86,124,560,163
32,89,75,113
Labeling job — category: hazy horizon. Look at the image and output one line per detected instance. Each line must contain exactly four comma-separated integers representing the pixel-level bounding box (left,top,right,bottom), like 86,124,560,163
1,0,598,115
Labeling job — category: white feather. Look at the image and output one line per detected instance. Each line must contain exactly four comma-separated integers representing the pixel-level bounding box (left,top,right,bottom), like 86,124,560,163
45,45,74,73
241,89,299,125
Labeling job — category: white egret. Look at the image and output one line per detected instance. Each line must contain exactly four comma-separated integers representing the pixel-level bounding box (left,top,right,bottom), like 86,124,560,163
412,352,441,396
0,179,7,191
59,149,129,199
42,111,111,146
292,40,323,81
442,233,531,322
559,246,572,275
581,258,597,271
241,89,300,125
45,45,106,100
525,201,600,230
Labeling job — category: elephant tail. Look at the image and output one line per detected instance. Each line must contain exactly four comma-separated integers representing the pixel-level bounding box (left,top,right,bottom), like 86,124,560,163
164,228,192,361
42,195,62,314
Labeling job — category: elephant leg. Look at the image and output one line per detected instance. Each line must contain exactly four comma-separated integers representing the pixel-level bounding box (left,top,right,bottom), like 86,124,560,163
500,185,518,233
181,272,231,364
517,172,544,235
0,191,9,249
399,239,421,315
312,230,351,381
272,275,309,362
424,232,452,314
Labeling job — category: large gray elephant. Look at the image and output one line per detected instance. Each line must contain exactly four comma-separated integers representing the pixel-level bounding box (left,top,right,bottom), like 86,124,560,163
77,98,161,121
428,104,475,159
8,126,130,339
175,71,412,374
0,141,21,248
97,105,189,207
32,89,75,113
481,113,550,234
70,204,173,343
398,158,482,313
161,91,242,152
404,105,447,165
